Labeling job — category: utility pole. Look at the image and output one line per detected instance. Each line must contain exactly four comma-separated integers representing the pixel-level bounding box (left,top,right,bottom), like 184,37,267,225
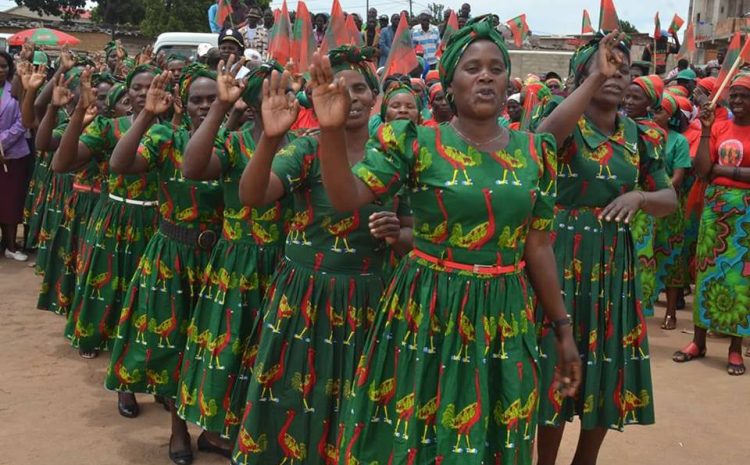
409,0,413,19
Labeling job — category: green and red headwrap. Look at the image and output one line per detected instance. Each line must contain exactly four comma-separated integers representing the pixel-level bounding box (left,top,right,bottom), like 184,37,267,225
241,61,285,108
569,32,631,85
730,72,750,91
439,15,510,93
92,71,117,87
64,66,83,91
661,93,692,117
125,64,159,90
697,76,716,94
633,74,664,110
178,63,216,106
429,82,444,103
104,41,127,58
380,84,422,121
665,84,689,97
105,83,128,117
328,46,379,93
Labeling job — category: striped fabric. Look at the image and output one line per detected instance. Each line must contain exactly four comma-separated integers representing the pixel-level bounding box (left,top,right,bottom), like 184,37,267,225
411,24,441,66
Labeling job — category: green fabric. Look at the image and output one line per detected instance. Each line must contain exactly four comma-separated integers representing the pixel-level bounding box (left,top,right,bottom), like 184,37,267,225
105,124,223,397
64,67,83,91
178,63,217,106
241,61,284,107
439,15,510,93
570,32,631,83
92,71,117,87
125,64,160,90
328,45,379,91
538,114,670,430
368,113,383,135
676,68,697,81
176,129,291,437
32,50,48,65
105,84,128,117
379,84,421,121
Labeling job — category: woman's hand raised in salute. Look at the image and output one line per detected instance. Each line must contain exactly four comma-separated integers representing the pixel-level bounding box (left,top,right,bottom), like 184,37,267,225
143,71,174,117
261,70,299,138
216,55,247,108
309,52,350,130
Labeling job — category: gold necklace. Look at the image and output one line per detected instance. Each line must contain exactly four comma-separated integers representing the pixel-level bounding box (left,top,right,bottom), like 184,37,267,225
450,121,505,147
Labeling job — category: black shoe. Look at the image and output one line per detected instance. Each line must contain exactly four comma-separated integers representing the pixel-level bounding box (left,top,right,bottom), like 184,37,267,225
117,397,139,418
154,395,171,411
197,432,232,459
169,434,193,465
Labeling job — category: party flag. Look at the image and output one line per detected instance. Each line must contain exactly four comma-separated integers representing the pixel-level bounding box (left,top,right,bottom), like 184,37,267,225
292,1,315,73
677,22,696,60
319,0,347,54
581,9,595,34
345,14,363,45
654,12,661,40
599,0,620,32
381,12,418,81
437,9,459,58
215,0,233,28
506,14,529,48
668,14,685,34
268,0,292,66
710,32,750,103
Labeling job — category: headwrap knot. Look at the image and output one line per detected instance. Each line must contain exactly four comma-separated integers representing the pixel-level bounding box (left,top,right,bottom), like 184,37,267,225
328,46,379,92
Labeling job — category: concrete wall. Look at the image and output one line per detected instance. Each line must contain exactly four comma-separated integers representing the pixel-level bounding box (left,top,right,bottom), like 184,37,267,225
509,50,573,79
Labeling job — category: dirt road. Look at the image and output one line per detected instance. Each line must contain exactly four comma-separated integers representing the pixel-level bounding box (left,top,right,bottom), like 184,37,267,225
0,257,748,465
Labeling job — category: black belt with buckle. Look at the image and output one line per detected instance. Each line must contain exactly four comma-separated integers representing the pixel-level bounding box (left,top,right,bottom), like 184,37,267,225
159,219,218,251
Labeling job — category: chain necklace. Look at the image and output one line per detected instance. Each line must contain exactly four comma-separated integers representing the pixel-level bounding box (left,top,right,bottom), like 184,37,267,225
450,121,505,147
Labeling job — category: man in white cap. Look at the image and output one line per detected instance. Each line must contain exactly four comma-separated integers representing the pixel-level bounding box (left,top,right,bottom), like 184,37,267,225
411,10,441,69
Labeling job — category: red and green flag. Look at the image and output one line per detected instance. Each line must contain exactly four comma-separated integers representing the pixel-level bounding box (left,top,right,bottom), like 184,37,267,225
654,12,661,40
710,32,750,102
506,14,529,48
381,12,418,81
319,0,347,55
292,0,316,74
668,14,685,34
581,9,595,34
677,22,696,60
268,0,292,67
436,9,459,58
599,0,620,32
215,0,233,28
345,13,363,46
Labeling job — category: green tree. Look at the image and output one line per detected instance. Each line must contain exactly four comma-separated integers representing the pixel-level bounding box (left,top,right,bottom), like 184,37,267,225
14,0,86,22
428,3,445,23
618,20,639,34
140,0,214,38
91,0,146,26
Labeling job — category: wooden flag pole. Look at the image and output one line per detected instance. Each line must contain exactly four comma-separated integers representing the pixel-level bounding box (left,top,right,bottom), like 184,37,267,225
710,51,745,107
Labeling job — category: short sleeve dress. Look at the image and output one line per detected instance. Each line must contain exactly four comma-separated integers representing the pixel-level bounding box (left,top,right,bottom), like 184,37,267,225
537,114,670,431
338,121,557,465
177,129,291,438
105,123,223,399
66,115,159,353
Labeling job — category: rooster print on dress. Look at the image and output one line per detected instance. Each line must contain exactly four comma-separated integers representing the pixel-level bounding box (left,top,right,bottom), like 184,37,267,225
334,120,556,465
537,114,669,431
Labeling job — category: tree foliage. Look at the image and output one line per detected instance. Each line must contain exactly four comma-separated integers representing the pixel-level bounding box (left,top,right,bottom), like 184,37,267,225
140,0,214,38
14,0,86,22
91,0,146,26
428,3,445,23
618,20,638,34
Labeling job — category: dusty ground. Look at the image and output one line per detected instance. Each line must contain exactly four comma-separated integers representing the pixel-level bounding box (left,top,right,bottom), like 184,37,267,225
0,256,748,465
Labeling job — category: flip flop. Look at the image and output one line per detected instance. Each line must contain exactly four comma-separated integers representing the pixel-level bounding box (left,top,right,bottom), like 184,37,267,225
727,352,745,376
661,315,677,330
673,342,707,363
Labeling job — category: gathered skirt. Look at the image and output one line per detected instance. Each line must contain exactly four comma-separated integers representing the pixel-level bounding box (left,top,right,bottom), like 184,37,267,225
0,156,32,225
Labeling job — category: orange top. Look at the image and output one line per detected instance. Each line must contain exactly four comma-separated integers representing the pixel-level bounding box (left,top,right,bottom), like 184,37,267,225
710,119,750,189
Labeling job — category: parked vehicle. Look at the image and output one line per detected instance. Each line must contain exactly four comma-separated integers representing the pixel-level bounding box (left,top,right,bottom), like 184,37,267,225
153,32,218,60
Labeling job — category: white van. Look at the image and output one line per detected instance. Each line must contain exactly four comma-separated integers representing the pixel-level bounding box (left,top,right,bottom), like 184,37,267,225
153,32,219,60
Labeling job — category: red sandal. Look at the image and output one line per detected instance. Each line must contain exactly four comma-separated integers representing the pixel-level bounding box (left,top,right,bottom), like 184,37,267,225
672,342,707,363
727,352,745,376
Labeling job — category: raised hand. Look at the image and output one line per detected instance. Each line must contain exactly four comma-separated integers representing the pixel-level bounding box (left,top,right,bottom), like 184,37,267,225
16,61,32,90
261,70,300,138
51,73,74,108
115,39,126,60
83,104,98,126
59,44,76,72
137,44,154,65
144,71,174,116
215,55,246,106
26,64,48,91
20,38,34,62
594,30,626,79
309,52,350,129
77,67,97,111
699,102,715,130
172,83,184,117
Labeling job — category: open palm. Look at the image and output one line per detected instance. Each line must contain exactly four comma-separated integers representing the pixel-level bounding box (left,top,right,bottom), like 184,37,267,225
216,55,246,105
595,30,626,78
144,71,174,115
309,52,350,129
78,67,97,110
51,74,73,107
27,65,47,91
262,71,300,138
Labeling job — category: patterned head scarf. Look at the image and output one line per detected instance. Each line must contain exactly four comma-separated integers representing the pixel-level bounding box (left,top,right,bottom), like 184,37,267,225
697,76,716,94
380,84,422,121
328,46,379,93
569,32,631,85
105,83,128,117
178,63,217,106
660,92,693,131
665,84,689,97
104,41,127,58
92,71,117,87
242,61,285,107
439,15,510,92
633,74,664,109
730,72,750,91
428,82,444,103
125,64,160,90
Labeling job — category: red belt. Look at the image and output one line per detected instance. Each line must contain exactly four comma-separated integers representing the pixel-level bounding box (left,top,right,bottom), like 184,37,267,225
73,183,101,194
412,249,525,276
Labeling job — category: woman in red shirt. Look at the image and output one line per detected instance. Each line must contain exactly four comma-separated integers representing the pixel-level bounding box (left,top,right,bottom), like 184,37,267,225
674,72,750,376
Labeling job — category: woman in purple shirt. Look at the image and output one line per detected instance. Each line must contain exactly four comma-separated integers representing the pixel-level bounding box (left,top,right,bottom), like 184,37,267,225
0,51,31,261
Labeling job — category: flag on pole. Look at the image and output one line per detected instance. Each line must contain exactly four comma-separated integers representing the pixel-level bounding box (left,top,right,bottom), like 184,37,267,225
710,32,750,103
581,9,595,34
215,0,233,28
292,1,315,73
436,10,459,58
677,22,696,60
268,0,292,66
599,0,620,32
381,12,418,81
654,12,661,40
668,14,685,34
506,14,530,48
319,0,347,54
345,14,363,46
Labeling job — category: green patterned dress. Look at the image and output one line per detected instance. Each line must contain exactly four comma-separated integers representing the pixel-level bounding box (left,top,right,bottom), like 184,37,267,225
333,122,556,465
105,123,223,398
538,115,670,431
230,133,396,465
177,130,290,437
64,115,159,352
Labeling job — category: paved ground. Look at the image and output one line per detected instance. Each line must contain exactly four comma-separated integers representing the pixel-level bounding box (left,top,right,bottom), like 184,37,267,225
0,256,748,465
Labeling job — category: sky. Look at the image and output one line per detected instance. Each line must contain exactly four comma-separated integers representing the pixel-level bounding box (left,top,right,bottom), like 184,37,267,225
0,0,692,36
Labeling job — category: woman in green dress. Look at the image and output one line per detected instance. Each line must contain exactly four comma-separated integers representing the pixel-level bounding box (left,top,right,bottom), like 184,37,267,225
36,72,106,316
673,73,750,376
54,65,159,412
651,92,694,329
622,74,668,317
312,18,580,465
175,60,290,455
229,46,412,465
103,65,223,464
534,33,677,465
